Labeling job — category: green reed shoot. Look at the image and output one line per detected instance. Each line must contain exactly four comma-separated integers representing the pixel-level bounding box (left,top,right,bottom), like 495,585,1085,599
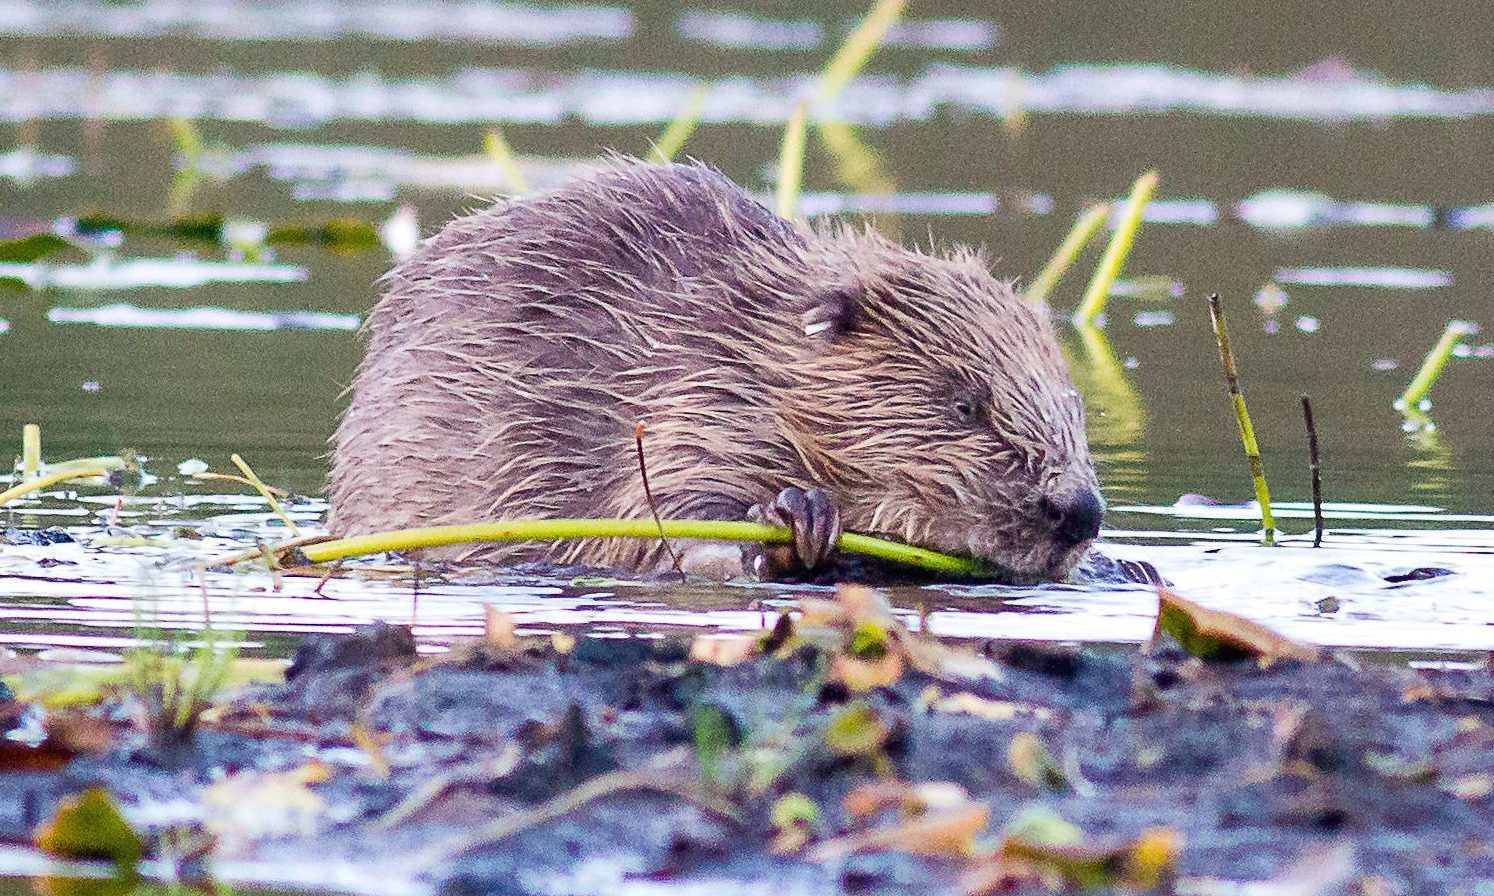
230,453,302,536
1207,293,1275,545
818,0,906,104
776,101,809,218
1024,204,1110,305
21,423,40,481
482,128,529,194
1073,170,1159,327
1395,320,1478,411
650,86,709,163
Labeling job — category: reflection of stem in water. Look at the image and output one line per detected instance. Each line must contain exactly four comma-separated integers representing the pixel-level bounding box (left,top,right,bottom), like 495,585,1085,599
1063,327,1146,496
1400,406,1452,497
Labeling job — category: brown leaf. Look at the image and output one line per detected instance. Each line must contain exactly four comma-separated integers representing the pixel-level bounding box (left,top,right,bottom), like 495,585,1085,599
484,605,517,647
808,804,991,862
689,635,758,666
1153,587,1322,664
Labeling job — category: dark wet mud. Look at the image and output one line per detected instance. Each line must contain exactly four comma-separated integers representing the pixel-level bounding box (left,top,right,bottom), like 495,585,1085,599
4,589,1494,895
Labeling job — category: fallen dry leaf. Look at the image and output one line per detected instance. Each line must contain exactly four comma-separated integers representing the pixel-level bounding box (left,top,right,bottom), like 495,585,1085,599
808,804,991,862
1154,587,1322,664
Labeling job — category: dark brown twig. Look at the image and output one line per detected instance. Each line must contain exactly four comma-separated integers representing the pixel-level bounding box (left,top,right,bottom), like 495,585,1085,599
1301,394,1324,547
635,423,684,579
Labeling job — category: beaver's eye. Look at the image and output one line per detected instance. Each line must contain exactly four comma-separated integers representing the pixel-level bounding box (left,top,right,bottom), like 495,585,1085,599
953,395,981,424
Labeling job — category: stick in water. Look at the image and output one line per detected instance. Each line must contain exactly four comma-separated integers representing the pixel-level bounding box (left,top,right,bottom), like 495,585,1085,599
634,424,684,577
1300,394,1324,548
1206,293,1275,545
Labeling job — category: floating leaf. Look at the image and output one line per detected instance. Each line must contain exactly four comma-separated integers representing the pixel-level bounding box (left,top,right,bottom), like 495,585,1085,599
0,232,70,263
1154,587,1323,664
34,786,144,870
1007,731,1073,793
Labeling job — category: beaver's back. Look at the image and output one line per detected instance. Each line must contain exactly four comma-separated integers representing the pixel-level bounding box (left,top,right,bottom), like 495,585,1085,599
329,160,825,564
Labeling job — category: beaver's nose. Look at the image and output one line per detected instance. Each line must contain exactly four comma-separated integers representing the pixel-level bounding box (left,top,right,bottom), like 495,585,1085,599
1044,489,1104,548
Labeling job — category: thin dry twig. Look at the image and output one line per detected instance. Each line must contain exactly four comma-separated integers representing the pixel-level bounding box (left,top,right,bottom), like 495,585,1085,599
635,423,684,578
1301,394,1324,548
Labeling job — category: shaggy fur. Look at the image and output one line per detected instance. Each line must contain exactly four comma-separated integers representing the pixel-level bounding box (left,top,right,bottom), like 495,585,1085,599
329,159,1100,578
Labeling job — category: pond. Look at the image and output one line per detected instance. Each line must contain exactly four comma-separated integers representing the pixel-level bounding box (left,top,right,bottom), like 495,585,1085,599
1,0,1493,655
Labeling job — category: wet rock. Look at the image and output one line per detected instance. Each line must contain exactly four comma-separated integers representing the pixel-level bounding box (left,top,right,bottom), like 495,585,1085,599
286,621,417,680
2,527,74,546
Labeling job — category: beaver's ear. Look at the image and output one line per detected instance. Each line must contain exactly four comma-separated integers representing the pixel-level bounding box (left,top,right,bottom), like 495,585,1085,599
801,283,862,342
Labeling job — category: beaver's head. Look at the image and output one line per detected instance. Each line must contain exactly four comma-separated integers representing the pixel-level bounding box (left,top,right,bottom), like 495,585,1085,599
782,229,1101,581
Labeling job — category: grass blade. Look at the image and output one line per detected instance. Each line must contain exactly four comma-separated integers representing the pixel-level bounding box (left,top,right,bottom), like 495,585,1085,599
818,0,906,104
649,86,709,163
1395,320,1477,411
229,453,303,537
1024,204,1110,305
776,101,809,219
1073,170,1159,327
482,128,529,195
21,424,40,481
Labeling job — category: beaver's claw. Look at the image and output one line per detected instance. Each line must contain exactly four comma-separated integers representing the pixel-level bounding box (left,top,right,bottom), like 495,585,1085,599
746,486,843,577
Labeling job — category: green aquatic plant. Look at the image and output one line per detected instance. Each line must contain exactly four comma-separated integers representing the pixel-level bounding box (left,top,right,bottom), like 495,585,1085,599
482,128,529,194
817,0,906,105
1073,170,1159,327
1206,293,1275,545
284,518,984,576
775,101,809,218
128,583,241,751
1024,203,1111,305
1395,319,1478,412
649,85,708,163
20,423,40,481
229,452,302,536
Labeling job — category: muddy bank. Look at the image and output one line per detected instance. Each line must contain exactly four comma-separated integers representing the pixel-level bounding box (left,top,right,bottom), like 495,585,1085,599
3,588,1494,895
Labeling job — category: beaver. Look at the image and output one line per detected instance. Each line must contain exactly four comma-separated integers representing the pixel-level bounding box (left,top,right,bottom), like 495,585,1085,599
327,158,1103,581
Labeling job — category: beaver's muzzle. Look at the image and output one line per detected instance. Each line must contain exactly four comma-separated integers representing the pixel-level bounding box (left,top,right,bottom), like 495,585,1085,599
1043,488,1104,549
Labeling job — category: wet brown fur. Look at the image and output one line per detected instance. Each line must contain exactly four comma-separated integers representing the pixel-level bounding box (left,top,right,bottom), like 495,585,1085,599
328,159,1099,578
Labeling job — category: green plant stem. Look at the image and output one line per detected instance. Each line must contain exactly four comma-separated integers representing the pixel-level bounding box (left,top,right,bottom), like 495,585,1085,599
1207,293,1275,545
229,453,303,537
817,0,907,104
482,128,529,194
1396,320,1475,411
1073,170,1159,327
296,519,984,576
1024,204,1110,305
21,424,40,481
776,101,809,219
0,466,112,508
649,86,709,163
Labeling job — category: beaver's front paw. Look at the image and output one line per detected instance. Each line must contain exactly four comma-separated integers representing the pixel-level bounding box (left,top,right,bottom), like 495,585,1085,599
745,486,843,579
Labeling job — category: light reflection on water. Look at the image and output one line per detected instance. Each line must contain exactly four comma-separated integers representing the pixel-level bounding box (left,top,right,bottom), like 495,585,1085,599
1,486,1492,654
2,1,1493,654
